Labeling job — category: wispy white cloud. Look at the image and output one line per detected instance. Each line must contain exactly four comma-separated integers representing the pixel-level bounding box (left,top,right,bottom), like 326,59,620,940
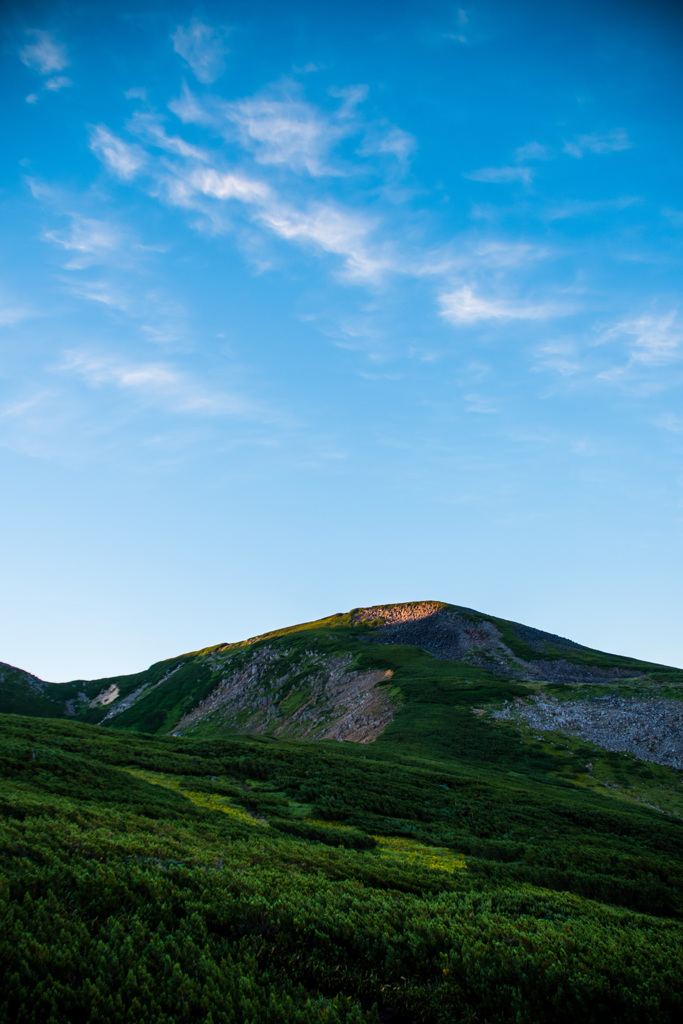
662,207,683,228
30,182,194,343
410,238,551,283
514,141,552,162
0,390,65,462
151,125,546,288
439,285,563,324
0,392,51,422
322,313,387,357
43,216,126,269
358,125,416,168
61,350,255,417
262,202,388,282
443,7,469,44
654,413,683,433
127,111,209,161
564,129,630,158
597,311,682,371
76,81,557,301
65,279,133,311
293,62,322,75
329,83,369,118
26,178,54,202
168,82,216,127
471,240,551,268
535,315,683,387
32,179,169,285
169,81,409,181
221,90,352,176
191,167,272,204
0,296,33,327
61,272,191,348
534,340,583,377
464,393,498,414
19,30,68,75
464,166,533,185
170,164,392,282
45,75,72,91
89,125,147,180
171,20,230,84
543,196,639,220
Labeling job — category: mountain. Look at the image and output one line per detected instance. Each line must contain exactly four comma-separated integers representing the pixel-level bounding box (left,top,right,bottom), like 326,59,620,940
3,600,682,767
2,601,683,1023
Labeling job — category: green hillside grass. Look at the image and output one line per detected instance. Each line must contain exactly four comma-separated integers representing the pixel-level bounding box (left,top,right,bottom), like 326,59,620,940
0,664,67,718
3,604,683,1021
1,713,683,1024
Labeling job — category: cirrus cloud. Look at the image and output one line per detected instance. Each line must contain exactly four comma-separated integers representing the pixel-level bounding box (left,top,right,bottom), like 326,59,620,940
19,30,68,75
171,20,230,84
439,285,563,324
61,350,257,417
464,166,533,185
597,311,682,369
564,129,630,159
89,125,147,180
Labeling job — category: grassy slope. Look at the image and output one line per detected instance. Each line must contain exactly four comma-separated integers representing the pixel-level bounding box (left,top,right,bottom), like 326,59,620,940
3,605,683,1020
0,664,67,718
0,656,197,722
484,612,681,676
167,623,683,810
4,604,683,816
1,713,683,1024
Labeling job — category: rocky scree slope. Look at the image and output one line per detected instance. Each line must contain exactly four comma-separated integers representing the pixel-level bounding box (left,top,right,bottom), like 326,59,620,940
172,644,396,742
492,695,683,771
353,602,649,683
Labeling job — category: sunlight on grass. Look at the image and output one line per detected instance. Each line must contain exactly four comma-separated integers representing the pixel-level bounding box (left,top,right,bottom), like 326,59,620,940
121,767,267,827
121,770,466,870
372,834,467,873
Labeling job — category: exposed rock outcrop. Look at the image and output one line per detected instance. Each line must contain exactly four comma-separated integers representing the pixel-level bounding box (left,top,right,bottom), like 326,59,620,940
354,602,636,684
174,644,398,743
492,695,683,770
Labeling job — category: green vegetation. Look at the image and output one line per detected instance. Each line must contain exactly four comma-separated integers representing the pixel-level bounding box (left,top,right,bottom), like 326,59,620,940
2,709,683,1023
3,602,683,1021
482,611,679,675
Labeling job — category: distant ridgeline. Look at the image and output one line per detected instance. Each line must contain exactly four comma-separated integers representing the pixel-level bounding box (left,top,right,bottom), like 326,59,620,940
2,601,683,1022
3,600,682,758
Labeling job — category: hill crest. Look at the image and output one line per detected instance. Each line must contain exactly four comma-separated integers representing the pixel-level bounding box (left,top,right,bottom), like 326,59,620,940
2,599,682,773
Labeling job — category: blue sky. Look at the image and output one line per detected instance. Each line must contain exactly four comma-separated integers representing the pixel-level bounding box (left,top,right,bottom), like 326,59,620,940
2,0,683,680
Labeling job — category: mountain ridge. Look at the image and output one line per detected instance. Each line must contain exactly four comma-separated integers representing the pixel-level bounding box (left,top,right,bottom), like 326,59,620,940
3,598,677,691
3,599,683,775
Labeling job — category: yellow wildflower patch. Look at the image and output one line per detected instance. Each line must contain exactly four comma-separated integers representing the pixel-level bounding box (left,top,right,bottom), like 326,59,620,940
121,767,267,827
372,834,466,873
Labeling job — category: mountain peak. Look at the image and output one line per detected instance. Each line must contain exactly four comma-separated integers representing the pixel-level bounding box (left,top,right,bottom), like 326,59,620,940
2,600,682,769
